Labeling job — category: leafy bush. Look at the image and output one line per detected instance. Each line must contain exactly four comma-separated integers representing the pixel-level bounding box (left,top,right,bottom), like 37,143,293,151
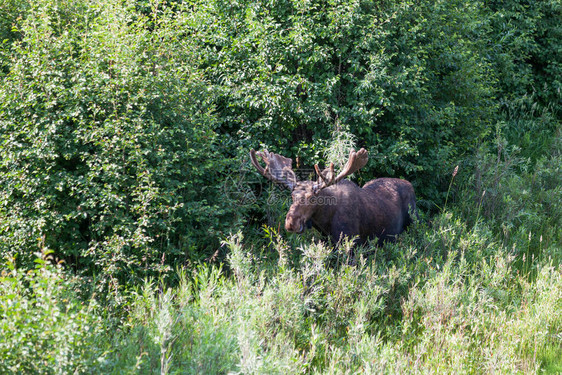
0,0,242,284
0,254,105,374
486,0,561,114
183,0,500,207
1,0,559,280
459,126,562,269
90,267,239,374
1,136,559,372
0,0,27,45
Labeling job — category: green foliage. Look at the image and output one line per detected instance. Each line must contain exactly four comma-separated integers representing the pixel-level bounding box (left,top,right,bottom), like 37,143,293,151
1,0,560,275
187,0,500,206
0,253,105,374
487,0,562,111
1,142,560,372
8,203,557,373
90,267,239,374
0,0,560,371
0,0,27,44
460,127,562,270
119,201,558,373
0,0,243,284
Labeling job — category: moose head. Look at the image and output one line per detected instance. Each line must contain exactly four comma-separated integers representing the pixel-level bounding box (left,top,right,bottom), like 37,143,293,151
250,148,368,234
249,148,417,245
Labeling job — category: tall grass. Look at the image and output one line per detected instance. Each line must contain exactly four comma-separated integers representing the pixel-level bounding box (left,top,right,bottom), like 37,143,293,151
3,199,560,373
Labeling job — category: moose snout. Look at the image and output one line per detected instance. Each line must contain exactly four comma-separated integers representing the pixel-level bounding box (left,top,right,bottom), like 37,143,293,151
285,214,304,233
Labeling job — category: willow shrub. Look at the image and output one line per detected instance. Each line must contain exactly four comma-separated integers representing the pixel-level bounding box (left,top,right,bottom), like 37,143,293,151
0,0,241,285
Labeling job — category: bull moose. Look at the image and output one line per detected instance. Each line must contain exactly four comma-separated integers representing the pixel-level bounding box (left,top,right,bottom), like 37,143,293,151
250,148,417,246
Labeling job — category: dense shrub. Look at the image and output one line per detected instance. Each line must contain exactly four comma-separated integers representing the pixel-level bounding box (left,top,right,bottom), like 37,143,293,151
21,211,556,374
485,0,562,161
0,254,106,373
486,0,561,112
0,0,27,45
464,128,562,268
0,0,241,284
0,1,560,373
188,0,498,206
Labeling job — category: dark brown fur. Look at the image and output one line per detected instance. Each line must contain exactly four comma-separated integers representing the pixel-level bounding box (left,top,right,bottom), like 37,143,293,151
285,178,417,245
250,148,417,245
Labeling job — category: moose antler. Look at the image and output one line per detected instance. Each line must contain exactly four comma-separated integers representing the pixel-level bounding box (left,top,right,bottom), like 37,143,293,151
314,148,368,189
250,149,297,190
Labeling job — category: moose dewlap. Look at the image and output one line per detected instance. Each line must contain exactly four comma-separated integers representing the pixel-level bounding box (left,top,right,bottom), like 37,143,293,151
250,148,417,245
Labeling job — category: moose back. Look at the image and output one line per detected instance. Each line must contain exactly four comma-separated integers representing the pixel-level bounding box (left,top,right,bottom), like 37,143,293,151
250,148,417,245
